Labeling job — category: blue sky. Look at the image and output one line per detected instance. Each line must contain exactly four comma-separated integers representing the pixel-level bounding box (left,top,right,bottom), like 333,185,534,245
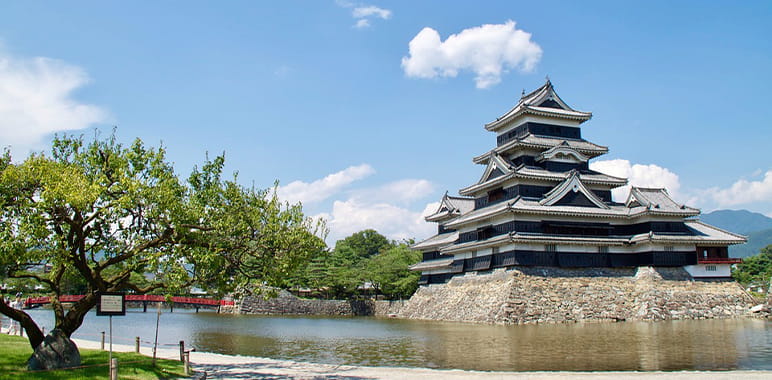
0,1,770,243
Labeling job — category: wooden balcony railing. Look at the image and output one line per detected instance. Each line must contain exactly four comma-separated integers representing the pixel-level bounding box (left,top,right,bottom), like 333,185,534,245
698,257,743,264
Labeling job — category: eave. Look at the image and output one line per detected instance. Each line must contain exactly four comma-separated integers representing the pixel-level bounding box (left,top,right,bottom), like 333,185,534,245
459,167,627,197
473,137,609,164
439,233,511,255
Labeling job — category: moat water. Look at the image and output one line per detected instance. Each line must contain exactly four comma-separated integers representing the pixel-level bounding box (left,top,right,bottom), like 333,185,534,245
23,308,772,371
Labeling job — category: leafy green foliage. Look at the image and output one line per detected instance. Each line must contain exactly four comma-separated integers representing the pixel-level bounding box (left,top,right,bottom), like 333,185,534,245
287,230,421,300
732,245,772,287
0,133,326,350
363,242,421,299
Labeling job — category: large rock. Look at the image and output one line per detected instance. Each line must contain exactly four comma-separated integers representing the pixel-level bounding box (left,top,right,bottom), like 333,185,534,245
27,329,81,370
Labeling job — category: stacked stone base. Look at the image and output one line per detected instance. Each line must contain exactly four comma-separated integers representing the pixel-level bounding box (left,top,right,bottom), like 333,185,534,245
238,289,405,316
398,267,754,324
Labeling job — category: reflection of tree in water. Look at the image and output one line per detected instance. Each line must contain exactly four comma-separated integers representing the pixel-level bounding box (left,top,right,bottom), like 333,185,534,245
189,317,767,371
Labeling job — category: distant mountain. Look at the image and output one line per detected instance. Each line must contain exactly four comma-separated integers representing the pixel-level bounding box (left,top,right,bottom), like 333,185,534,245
700,210,772,258
701,209,772,235
729,228,772,258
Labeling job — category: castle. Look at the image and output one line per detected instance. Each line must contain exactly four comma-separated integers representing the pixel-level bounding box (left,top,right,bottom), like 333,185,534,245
411,80,745,283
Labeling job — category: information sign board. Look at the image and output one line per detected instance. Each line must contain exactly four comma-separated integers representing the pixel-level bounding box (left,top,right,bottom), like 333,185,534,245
96,292,126,316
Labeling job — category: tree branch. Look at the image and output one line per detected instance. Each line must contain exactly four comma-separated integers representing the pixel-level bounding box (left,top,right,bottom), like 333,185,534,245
0,295,45,349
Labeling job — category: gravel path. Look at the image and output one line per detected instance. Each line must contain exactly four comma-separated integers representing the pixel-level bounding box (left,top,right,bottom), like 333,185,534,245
72,338,772,380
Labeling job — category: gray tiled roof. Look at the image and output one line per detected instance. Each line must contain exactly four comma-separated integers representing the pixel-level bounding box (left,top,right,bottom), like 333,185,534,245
443,200,512,228
485,81,592,131
460,165,626,196
626,187,698,213
411,231,459,250
425,193,475,222
509,197,700,219
473,134,609,164
408,258,454,271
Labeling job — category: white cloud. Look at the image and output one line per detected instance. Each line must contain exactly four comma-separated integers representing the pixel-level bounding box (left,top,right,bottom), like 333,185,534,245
319,198,436,243
352,6,391,20
401,20,542,89
282,164,437,243
337,2,392,29
318,177,436,242
590,159,681,202
354,19,370,29
0,50,108,156
277,164,375,205
709,170,772,207
350,179,434,204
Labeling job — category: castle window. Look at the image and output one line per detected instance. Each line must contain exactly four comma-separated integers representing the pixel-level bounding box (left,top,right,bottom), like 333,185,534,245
705,265,717,272
492,247,500,255
598,246,609,254
488,188,506,203
664,246,674,252
545,244,557,253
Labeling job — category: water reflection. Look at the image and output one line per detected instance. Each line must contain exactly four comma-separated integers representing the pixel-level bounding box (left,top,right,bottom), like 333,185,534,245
25,309,772,371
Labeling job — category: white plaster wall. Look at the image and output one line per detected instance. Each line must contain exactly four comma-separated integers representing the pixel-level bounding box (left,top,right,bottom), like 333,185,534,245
684,264,731,278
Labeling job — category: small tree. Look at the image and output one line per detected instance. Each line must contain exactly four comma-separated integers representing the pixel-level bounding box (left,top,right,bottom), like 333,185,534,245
364,242,421,300
0,134,326,365
732,245,772,289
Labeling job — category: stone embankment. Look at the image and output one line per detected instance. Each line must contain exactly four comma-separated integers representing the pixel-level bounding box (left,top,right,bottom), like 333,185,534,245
398,266,755,324
237,289,405,317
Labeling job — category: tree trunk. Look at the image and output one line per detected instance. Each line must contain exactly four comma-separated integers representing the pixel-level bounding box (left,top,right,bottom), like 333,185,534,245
57,294,96,337
0,297,45,349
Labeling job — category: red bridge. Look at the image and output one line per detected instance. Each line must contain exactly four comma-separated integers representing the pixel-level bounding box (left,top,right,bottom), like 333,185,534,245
24,294,235,312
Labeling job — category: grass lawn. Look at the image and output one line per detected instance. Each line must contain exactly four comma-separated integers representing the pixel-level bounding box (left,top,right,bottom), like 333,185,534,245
0,334,188,379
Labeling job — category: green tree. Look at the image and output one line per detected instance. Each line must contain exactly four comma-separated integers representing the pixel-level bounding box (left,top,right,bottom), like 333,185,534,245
334,229,391,261
326,230,391,297
363,241,421,300
287,230,424,300
0,134,326,365
732,245,772,287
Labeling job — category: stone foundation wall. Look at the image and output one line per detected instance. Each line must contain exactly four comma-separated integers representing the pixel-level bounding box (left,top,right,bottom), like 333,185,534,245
238,289,406,317
398,266,755,324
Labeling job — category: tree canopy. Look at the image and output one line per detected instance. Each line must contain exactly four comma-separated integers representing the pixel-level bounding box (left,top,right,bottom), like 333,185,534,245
0,133,326,354
286,229,421,300
732,244,772,289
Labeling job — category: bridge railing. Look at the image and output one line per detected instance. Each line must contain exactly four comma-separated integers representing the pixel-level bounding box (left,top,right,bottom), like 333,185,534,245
24,295,234,307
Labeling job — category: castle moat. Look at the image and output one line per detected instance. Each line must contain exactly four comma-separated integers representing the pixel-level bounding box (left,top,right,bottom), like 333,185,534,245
24,309,772,372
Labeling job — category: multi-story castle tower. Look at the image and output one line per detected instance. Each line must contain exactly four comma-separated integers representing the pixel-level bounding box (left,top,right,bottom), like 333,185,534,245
411,80,745,284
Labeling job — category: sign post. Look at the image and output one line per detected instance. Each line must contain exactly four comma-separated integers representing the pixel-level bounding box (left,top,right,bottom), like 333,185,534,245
97,292,125,380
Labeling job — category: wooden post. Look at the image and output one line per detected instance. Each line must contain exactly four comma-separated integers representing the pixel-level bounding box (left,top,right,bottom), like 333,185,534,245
179,340,185,362
110,358,118,380
135,336,140,353
183,351,191,376
143,301,147,313
101,331,105,350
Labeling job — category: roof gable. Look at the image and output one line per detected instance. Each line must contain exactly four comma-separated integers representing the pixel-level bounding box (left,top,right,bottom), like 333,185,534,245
485,79,592,131
540,170,609,209
536,141,589,163
478,153,513,183
625,187,692,212
425,192,475,222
